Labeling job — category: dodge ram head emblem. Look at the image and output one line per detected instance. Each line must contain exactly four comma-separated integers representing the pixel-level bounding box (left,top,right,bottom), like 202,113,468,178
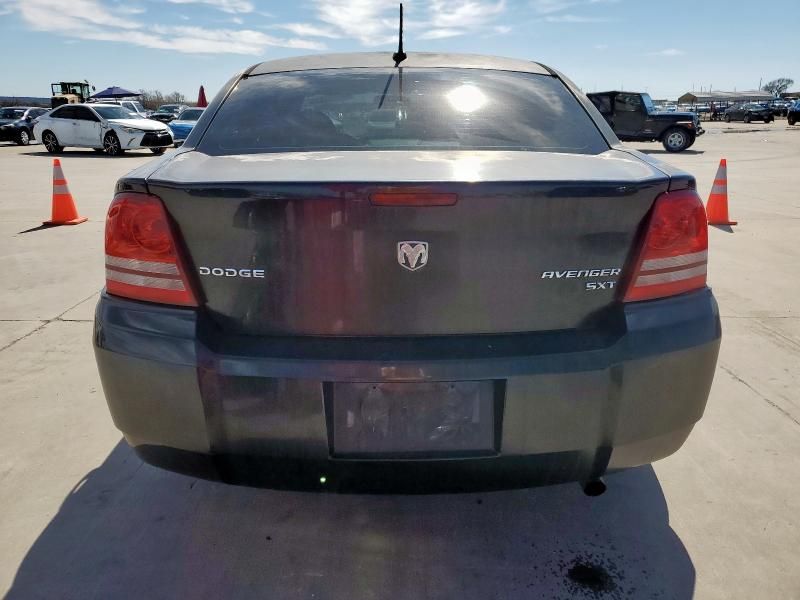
397,241,429,271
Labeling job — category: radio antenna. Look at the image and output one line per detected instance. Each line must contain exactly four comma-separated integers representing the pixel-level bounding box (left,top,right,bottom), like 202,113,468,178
392,3,407,67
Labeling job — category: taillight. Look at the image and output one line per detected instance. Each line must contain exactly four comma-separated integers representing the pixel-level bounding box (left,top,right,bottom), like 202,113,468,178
623,189,708,302
104,192,198,306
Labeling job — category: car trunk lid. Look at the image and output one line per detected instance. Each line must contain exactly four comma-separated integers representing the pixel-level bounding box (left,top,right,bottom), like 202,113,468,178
147,149,670,336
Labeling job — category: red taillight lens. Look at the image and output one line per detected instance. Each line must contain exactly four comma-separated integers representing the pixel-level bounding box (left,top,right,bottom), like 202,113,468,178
105,192,198,307
370,191,458,207
623,189,708,302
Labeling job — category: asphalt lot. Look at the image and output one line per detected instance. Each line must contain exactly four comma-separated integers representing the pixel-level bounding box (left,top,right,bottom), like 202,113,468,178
0,121,798,600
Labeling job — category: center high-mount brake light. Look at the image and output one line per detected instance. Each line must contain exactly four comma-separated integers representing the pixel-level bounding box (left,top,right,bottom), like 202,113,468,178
623,188,708,302
105,192,198,306
370,191,458,207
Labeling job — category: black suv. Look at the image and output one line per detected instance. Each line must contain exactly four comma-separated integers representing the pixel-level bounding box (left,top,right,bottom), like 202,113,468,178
587,91,703,152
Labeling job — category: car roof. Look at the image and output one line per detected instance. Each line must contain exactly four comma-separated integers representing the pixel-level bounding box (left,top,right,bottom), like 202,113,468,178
587,91,645,96
51,103,119,111
2,106,34,109
248,52,552,76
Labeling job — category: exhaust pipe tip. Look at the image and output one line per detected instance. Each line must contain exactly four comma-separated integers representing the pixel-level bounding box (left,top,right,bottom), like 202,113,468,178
581,478,607,497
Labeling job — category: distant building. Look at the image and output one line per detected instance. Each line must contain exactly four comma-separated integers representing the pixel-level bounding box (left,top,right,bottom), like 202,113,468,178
677,90,775,105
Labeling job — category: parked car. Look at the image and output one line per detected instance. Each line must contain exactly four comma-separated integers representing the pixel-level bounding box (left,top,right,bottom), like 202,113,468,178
149,104,187,123
89,98,149,118
768,100,790,117
0,106,49,145
788,101,800,126
724,103,774,123
587,91,704,152
168,107,204,143
33,103,173,156
94,52,720,494
119,99,148,117
709,102,734,121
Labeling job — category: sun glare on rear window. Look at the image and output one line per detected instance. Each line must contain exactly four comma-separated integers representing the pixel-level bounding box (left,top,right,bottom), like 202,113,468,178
198,68,608,156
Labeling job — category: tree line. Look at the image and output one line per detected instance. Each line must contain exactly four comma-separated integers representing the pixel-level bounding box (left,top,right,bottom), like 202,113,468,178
137,90,191,110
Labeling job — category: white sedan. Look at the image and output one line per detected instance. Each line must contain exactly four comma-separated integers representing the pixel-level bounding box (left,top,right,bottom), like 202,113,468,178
33,103,173,156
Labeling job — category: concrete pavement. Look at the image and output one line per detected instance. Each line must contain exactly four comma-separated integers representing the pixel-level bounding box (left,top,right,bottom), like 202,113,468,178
0,123,798,599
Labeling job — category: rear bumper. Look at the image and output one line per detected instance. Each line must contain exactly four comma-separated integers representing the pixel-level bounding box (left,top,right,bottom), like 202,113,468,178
94,289,721,492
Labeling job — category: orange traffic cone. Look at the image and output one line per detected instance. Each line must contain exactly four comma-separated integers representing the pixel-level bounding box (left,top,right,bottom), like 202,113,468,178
706,158,737,226
44,159,87,226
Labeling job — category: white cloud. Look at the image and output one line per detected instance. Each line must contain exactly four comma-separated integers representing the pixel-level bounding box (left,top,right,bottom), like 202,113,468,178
531,0,620,16
149,25,327,53
115,5,146,15
2,0,325,54
649,48,685,56
428,0,506,29
418,28,465,40
313,0,397,46
164,0,254,14
309,0,509,45
1,0,512,54
531,0,578,14
543,13,609,21
277,22,341,38
15,0,140,31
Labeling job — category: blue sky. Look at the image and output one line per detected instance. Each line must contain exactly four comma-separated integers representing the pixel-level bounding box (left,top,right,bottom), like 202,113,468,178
0,0,797,101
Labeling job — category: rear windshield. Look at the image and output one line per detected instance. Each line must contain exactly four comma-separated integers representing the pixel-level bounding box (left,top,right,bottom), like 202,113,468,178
179,108,204,120
0,108,26,119
199,68,608,155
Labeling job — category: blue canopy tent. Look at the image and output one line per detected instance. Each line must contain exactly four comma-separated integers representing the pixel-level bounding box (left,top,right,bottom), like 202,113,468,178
90,86,141,99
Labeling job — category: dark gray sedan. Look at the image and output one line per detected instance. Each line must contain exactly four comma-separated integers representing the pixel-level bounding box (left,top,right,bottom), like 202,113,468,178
724,103,774,123
0,106,48,145
94,53,720,494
